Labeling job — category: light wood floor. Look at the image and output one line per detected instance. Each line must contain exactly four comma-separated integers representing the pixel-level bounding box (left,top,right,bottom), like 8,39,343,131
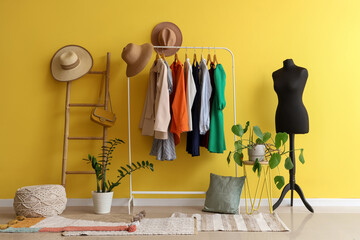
1,205,360,239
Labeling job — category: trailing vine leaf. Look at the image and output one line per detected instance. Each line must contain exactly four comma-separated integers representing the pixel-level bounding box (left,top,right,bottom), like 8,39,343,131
234,140,242,151
263,132,271,143
274,175,285,190
284,157,294,170
252,159,262,177
231,124,244,137
269,153,281,169
233,152,243,166
253,126,263,140
227,151,232,164
142,161,145,166
299,149,305,164
243,121,250,134
275,132,288,149
121,167,129,173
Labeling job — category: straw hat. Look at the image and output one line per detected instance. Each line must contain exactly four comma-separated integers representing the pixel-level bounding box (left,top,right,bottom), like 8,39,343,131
121,43,153,77
151,22,182,57
51,45,93,82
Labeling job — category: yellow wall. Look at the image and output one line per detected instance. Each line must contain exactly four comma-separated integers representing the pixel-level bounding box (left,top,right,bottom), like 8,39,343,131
1,0,360,199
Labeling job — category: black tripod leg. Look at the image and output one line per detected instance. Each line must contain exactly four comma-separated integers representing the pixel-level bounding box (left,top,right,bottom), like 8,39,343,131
294,184,314,213
273,183,290,211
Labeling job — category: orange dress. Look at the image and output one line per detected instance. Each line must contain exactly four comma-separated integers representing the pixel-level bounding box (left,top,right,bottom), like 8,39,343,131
170,60,189,145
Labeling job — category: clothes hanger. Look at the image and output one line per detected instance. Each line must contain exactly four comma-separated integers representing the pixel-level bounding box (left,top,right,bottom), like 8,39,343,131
185,47,188,61
174,52,179,62
160,49,166,60
156,51,160,60
201,47,204,60
193,49,197,64
206,47,212,66
213,47,218,65
161,53,166,60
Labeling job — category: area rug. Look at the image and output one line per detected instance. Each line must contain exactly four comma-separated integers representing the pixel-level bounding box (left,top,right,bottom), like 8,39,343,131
62,217,195,236
0,215,135,233
171,212,290,232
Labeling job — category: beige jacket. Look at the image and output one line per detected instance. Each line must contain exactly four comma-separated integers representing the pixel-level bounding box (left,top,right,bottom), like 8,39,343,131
139,59,170,139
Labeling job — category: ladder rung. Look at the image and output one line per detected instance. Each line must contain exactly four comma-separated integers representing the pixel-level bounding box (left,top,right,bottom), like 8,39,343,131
68,137,104,140
66,171,95,174
69,103,105,107
88,71,105,74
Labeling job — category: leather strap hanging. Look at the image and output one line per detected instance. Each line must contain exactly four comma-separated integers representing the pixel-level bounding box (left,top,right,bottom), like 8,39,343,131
90,74,116,127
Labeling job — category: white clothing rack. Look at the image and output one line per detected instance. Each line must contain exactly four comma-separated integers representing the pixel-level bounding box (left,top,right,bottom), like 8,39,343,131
126,46,237,214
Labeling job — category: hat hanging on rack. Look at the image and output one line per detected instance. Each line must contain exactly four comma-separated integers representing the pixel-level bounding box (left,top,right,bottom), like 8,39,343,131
151,22,183,57
121,43,153,77
50,45,93,82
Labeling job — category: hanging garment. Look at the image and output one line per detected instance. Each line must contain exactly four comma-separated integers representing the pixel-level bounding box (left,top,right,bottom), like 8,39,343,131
208,64,226,153
139,59,170,139
199,59,212,135
184,58,197,131
186,61,201,156
170,59,189,145
150,60,176,160
200,62,216,149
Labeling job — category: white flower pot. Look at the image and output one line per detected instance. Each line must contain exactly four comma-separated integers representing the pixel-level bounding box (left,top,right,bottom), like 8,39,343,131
248,144,266,161
92,191,113,214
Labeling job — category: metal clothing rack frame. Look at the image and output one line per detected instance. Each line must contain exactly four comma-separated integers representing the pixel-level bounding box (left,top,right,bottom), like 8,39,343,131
126,46,236,213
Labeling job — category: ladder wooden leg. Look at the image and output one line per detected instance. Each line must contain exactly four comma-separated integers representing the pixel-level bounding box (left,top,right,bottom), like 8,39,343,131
61,81,71,186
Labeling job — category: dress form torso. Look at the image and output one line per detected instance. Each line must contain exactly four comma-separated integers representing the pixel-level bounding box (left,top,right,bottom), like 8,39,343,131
273,59,309,134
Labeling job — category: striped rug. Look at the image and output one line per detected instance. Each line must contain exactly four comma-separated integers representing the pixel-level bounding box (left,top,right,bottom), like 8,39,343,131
171,212,289,232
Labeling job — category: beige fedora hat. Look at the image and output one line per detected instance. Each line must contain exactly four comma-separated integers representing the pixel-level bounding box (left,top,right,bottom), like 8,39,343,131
121,43,153,77
51,45,93,82
151,22,183,57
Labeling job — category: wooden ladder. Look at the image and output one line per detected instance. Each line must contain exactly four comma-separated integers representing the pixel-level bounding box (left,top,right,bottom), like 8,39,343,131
61,52,111,187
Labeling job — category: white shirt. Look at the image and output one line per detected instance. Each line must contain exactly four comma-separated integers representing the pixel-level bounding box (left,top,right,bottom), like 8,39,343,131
184,58,197,131
199,59,212,135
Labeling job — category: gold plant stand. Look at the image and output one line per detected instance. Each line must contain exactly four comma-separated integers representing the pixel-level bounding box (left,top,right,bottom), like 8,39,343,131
243,161,273,214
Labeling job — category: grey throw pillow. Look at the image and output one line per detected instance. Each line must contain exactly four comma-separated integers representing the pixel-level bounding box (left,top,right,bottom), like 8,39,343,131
203,173,246,214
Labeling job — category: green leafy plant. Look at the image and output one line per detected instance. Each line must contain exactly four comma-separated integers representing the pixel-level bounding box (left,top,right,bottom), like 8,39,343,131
84,138,154,192
227,121,305,190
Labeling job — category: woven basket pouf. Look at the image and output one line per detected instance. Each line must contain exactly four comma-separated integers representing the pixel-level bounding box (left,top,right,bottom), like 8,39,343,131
13,184,67,217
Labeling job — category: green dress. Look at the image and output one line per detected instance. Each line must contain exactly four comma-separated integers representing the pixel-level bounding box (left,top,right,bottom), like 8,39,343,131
208,64,226,153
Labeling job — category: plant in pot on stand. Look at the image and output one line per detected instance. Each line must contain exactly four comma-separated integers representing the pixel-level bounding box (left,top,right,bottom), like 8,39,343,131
227,121,305,190
84,138,154,214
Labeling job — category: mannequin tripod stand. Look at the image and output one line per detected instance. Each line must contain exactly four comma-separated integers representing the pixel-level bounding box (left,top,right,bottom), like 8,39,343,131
272,134,314,213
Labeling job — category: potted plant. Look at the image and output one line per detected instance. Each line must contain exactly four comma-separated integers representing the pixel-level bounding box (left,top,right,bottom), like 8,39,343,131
84,138,154,214
227,121,305,190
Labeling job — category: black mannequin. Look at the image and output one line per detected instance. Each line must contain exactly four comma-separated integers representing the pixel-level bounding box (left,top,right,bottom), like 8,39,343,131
272,59,313,213
273,59,309,134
